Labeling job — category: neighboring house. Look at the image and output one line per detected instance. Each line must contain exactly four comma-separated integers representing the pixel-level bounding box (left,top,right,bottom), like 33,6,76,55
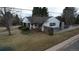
22,16,64,32
22,17,31,30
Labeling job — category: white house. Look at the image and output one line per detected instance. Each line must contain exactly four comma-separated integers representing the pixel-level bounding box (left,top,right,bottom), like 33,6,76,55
22,17,64,32
22,17,31,30
41,17,60,31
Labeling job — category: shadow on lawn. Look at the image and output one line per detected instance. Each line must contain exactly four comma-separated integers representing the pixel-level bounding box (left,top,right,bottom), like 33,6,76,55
0,46,15,51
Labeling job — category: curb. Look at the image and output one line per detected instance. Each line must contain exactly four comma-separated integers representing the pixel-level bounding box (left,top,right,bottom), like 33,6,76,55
45,34,79,51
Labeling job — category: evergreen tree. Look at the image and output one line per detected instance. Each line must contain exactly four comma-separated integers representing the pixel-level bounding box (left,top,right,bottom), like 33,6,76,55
41,7,48,17
39,7,42,16
32,7,40,16
32,7,48,17
75,15,79,24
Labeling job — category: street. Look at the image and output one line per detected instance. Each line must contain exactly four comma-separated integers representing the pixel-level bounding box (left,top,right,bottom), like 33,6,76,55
60,38,79,51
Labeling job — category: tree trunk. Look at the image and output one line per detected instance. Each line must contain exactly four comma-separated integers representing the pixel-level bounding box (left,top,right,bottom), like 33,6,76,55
7,26,11,35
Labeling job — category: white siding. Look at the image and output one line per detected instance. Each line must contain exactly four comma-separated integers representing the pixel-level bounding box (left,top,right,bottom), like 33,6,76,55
22,18,30,23
41,25,44,31
43,17,60,28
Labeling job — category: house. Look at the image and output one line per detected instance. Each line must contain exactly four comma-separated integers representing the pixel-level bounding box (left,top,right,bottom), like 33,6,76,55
22,17,32,30
41,17,61,32
31,17,50,30
22,16,64,32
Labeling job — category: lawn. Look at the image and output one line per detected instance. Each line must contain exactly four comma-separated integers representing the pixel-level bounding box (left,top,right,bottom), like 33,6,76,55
0,27,79,51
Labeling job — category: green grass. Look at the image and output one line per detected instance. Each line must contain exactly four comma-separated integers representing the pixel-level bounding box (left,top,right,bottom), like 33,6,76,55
0,28,79,51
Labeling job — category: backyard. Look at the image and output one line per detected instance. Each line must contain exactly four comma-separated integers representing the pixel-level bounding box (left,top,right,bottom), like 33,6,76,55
0,26,79,51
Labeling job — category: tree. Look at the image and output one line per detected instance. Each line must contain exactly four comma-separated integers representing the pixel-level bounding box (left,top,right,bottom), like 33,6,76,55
41,7,48,17
75,15,79,24
12,14,20,25
32,7,48,17
32,7,40,16
56,16,64,22
62,7,76,25
0,7,13,35
39,7,42,16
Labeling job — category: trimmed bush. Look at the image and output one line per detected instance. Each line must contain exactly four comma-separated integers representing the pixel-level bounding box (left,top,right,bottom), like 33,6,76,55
18,25,31,35
18,26,23,29
22,27,29,31
48,28,54,35
18,25,30,31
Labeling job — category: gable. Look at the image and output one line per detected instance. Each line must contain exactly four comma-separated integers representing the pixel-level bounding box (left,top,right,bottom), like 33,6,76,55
45,17,60,24
22,18,30,23
43,17,60,28
49,17,60,22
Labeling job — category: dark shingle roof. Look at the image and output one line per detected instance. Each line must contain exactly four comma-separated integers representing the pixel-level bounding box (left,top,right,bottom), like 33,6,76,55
27,17,32,22
27,16,51,24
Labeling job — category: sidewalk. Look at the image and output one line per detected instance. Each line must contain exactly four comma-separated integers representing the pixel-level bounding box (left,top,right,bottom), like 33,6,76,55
0,26,19,35
56,25,79,33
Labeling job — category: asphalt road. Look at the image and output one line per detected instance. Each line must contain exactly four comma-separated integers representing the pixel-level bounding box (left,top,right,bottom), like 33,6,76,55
60,39,79,51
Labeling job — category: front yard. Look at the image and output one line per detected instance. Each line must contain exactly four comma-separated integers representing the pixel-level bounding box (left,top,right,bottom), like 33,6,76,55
0,27,79,51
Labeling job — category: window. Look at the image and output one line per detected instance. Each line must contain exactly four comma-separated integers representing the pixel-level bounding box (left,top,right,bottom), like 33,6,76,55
50,23,56,26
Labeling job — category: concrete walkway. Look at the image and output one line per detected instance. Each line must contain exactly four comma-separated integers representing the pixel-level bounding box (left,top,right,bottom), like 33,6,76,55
56,25,79,33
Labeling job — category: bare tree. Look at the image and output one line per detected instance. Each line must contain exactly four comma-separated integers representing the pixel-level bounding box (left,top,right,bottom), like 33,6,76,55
0,7,13,35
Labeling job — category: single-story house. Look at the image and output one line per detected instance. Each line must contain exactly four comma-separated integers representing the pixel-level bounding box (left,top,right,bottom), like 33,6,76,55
22,17,32,30
41,17,60,32
22,16,64,32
